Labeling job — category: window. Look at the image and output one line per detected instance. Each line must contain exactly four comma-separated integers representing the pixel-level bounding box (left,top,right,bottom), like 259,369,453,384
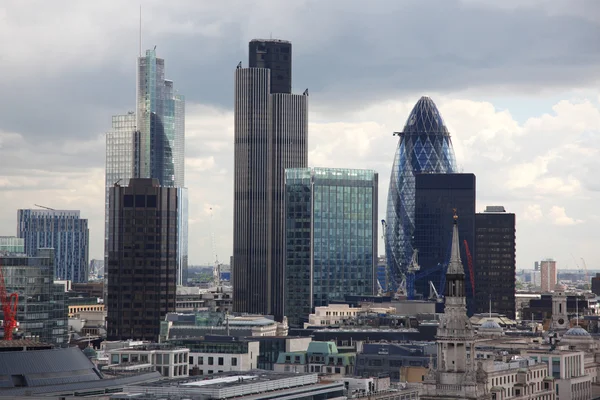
232,357,237,366
199,356,204,365
189,356,194,365
218,357,224,366
208,357,214,365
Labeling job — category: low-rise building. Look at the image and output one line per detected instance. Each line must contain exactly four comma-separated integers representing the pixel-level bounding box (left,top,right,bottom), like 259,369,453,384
168,336,260,376
274,341,356,376
355,342,436,381
306,303,396,328
106,343,189,378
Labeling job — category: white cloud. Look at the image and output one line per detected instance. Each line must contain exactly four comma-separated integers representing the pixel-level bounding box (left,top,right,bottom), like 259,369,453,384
548,206,583,226
523,204,543,221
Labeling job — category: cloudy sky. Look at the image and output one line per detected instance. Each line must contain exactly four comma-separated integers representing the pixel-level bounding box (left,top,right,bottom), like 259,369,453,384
1,0,600,271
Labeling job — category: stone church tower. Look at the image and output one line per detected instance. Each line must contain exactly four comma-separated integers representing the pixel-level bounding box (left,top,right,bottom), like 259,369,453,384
421,212,490,400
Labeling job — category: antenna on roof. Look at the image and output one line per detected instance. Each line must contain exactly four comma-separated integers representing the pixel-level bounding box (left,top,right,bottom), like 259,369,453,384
139,5,142,57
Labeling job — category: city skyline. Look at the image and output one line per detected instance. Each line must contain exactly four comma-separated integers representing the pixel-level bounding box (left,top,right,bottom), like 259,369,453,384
0,1,599,270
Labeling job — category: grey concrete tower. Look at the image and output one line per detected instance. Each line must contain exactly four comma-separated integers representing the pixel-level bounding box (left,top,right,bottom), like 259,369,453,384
233,39,308,320
421,212,490,400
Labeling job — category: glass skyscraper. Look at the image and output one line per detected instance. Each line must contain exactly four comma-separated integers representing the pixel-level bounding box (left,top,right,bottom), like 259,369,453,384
17,209,89,283
285,168,378,327
137,49,185,188
413,173,475,314
0,236,24,253
105,49,188,286
385,96,457,292
1,249,68,346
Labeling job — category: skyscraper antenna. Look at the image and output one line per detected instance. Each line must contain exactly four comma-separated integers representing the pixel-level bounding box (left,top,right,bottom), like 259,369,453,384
139,5,142,57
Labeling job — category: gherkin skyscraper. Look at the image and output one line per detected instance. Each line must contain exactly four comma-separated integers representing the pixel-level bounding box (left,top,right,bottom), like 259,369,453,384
385,96,457,291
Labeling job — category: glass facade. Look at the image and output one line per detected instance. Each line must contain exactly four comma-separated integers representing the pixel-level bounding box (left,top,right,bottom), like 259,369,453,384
285,168,378,327
0,236,24,253
385,96,457,292
413,173,475,314
17,209,89,283
137,49,185,188
105,113,139,255
1,249,68,346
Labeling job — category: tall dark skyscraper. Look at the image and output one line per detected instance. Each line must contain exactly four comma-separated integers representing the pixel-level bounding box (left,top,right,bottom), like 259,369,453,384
284,168,378,327
233,39,308,319
106,178,178,341
385,97,457,293
474,206,516,319
413,173,475,315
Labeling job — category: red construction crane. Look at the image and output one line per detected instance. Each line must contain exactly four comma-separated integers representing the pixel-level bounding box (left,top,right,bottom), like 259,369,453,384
0,259,18,340
463,240,475,298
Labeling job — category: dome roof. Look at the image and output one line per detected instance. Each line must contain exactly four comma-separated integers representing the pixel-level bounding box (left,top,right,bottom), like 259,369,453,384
564,327,591,337
480,320,502,329
82,346,98,358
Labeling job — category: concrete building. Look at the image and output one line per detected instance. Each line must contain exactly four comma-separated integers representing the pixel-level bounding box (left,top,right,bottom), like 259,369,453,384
175,285,232,313
592,273,600,297
285,167,378,327
541,259,557,292
475,206,516,319
116,371,346,399
305,303,396,328
169,336,260,376
162,312,288,340
107,343,189,378
0,249,68,346
106,178,179,342
233,39,308,320
17,209,89,283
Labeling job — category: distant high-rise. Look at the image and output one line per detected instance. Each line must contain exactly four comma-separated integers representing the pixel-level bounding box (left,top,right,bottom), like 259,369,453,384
413,173,475,314
137,49,185,188
105,49,188,286
233,39,308,319
385,97,457,293
1,248,68,346
284,168,378,327
106,178,178,341
540,259,557,292
474,206,516,319
18,209,89,283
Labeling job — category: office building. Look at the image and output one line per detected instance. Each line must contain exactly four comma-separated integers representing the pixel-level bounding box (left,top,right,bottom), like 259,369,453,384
413,173,475,314
1,249,68,345
592,273,600,296
17,209,89,283
285,168,378,327
385,96,457,292
105,49,188,286
474,206,516,319
541,258,557,292
137,49,185,188
106,178,178,341
0,236,24,253
105,113,139,254
233,39,308,319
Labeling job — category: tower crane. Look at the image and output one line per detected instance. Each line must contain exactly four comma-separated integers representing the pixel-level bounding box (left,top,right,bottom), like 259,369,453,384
581,258,591,289
209,208,221,288
464,240,476,298
0,259,18,340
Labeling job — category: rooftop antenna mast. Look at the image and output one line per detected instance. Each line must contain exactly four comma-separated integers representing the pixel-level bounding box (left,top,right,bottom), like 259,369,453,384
139,5,142,57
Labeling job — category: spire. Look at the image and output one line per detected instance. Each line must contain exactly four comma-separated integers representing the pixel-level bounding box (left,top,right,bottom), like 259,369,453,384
447,209,464,275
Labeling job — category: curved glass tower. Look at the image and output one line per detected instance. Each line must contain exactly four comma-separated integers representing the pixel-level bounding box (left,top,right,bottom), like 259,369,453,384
385,96,457,290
